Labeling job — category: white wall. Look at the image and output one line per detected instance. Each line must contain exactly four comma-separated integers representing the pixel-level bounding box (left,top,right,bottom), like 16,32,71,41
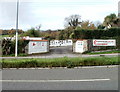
23,36,44,40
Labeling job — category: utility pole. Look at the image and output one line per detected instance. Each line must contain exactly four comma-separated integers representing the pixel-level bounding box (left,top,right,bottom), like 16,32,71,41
15,0,19,57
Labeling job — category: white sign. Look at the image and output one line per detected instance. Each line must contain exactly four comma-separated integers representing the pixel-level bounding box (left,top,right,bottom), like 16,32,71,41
28,40,49,54
93,39,116,46
74,40,88,53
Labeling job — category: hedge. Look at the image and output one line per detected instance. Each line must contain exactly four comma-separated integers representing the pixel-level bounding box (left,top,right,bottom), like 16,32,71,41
1,57,119,68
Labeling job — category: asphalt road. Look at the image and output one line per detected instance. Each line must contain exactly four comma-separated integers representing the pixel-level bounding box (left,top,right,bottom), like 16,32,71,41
2,66,118,90
50,46,73,54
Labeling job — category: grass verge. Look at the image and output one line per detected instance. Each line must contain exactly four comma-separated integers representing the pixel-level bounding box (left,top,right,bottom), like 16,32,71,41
2,53,28,57
1,56,119,68
87,50,120,54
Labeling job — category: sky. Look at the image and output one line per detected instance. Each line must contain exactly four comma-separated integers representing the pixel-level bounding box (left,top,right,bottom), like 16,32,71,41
0,0,119,31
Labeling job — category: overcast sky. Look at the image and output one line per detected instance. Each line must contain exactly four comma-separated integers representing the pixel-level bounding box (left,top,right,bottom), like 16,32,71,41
0,0,119,31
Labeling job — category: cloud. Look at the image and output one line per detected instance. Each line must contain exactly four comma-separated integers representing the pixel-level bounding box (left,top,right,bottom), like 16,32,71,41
0,0,118,30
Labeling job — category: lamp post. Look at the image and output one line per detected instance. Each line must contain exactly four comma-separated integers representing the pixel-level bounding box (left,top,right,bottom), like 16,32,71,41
15,0,19,57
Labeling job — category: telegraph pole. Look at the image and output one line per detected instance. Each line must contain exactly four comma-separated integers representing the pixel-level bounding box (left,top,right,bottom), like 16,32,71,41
15,0,19,57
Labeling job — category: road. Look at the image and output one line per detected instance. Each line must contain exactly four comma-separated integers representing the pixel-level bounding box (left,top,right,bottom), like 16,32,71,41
50,46,73,54
1,46,119,59
2,66,118,90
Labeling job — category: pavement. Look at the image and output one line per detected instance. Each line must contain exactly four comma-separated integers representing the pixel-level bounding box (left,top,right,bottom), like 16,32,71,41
1,66,119,90
0,46,119,59
0,53,119,59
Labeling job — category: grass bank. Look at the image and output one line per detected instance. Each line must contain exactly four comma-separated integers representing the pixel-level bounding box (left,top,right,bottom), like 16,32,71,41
2,53,28,57
1,57,119,68
87,50,120,54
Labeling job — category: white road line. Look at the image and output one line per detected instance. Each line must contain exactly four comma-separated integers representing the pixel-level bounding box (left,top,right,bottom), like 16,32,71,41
1,79,110,82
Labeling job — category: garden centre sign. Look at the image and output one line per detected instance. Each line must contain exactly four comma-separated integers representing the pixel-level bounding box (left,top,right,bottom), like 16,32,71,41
28,40,49,54
93,39,116,46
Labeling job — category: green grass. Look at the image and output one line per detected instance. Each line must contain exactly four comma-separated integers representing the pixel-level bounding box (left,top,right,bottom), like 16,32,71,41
3,53,28,57
87,50,120,55
2,50,120,57
1,56,119,68
2,35,21,37
2,35,10,37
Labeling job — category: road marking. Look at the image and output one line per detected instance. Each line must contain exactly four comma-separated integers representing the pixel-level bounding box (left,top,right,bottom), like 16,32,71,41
1,79,110,82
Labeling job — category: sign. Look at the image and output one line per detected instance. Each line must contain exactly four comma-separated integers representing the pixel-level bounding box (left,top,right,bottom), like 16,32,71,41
28,40,49,54
93,39,116,46
74,40,88,53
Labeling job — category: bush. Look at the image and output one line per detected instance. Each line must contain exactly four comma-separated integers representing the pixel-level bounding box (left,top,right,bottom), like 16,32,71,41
1,57,119,68
2,39,29,55
73,27,120,39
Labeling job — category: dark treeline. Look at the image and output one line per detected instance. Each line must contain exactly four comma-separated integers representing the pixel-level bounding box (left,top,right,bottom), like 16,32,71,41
72,27,120,39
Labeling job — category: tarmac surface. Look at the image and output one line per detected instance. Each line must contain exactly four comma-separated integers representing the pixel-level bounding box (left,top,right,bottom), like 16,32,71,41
1,66,118,90
1,46,119,59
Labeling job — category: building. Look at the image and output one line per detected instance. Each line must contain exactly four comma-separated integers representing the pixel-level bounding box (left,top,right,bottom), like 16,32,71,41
22,36,44,40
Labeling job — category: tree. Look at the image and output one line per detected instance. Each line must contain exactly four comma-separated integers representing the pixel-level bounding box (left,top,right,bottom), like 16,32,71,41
64,14,81,28
79,20,97,30
103,13,117,28
35,24,41,31
97,25,105,29
112,18,120,27
22,28,40,37
59,30,65,40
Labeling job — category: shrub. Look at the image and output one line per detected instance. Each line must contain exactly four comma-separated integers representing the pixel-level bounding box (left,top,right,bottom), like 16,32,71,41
1,57,119,68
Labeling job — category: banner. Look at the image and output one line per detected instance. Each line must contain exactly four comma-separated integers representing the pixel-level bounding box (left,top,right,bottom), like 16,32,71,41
93,39,116,46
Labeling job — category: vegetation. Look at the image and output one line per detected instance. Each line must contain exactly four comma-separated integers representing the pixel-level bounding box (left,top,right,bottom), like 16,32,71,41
21,28,40,37
3,53,28,57
1,57,119,68
2,39,29,55
103,13,120,28
59,13,120,40
87,50,120,55
2,39,15,55
0,29,23,35
64,14,81,28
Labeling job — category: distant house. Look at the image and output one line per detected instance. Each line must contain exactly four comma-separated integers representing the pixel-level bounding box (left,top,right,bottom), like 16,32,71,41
22,36,44,40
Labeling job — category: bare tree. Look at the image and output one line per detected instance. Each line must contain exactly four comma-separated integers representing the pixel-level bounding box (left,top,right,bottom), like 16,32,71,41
64,14,81,28
35,24,41,31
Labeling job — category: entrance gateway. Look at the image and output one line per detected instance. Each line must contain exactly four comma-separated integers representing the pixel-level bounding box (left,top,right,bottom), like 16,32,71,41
23,37,116,54
50,39,72,47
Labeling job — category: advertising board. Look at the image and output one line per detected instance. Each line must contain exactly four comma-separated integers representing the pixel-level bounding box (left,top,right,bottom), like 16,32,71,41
93,39,116,46
28,40,49,54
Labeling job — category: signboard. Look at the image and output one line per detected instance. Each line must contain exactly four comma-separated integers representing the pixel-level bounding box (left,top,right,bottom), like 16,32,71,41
76,41,83,51
28,40,49,54
93,39,116,46
74,40,88,53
